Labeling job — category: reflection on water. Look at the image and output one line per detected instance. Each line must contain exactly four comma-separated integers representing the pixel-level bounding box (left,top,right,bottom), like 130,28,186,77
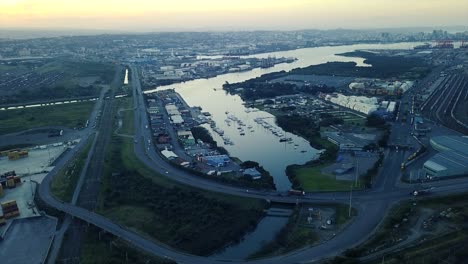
124,68,129,85
147,42,421,191
211,208,292,260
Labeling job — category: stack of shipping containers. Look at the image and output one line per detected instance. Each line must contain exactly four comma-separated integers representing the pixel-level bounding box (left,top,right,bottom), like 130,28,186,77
1,200,20,220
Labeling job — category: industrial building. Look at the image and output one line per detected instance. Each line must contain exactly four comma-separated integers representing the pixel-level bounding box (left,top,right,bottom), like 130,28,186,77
349,80,413,95
429,136,468,153
322,131,370,151
423,136,468,178
323,93,378,115
243,168,262,180
200,155,231,167
161,148,178,160
177,130,196,146
165,103,184,125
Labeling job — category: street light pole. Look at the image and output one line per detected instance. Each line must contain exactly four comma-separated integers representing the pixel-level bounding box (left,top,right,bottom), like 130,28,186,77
349,184,353,217
354,155,359,187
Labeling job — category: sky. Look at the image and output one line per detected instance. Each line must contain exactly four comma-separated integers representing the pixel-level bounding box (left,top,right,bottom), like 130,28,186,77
1,0,467,31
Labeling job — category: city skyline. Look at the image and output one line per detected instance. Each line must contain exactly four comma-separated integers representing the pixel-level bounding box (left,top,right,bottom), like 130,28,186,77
1,0,467,31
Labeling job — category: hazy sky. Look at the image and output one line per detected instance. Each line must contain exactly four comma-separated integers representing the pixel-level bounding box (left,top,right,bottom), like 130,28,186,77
1,0,467,31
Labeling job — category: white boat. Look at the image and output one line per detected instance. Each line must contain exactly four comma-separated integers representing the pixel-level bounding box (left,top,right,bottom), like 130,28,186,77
213,128,224,135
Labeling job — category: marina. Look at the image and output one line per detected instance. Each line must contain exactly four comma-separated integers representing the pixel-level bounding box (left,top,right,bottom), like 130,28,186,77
150,42,423,191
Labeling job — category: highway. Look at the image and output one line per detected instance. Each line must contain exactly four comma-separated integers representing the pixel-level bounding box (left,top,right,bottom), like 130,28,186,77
37,65,468,264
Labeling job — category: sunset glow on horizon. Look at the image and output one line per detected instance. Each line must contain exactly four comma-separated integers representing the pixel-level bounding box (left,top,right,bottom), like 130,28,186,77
1,0,467,31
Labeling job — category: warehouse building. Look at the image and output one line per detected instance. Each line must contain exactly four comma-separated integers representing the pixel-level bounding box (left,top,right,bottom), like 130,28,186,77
323,93,378,115
243,168,262,180
200,155,230,167
322,132,369,151
177,130,196,146
423,136,468,178
429,135,468,153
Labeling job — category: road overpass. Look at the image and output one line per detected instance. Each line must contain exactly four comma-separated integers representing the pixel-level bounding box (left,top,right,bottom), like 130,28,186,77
37,65,468,264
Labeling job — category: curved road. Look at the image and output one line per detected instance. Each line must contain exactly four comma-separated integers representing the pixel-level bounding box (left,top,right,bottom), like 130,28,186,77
38,65,468,264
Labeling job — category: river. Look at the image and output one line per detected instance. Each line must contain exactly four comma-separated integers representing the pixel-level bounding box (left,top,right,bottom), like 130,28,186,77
147,42,422,192
124,68,129,85
211,207,292,260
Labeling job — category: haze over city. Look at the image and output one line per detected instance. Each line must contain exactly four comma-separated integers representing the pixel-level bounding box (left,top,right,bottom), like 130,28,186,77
1,0,468,31
1,1,468,264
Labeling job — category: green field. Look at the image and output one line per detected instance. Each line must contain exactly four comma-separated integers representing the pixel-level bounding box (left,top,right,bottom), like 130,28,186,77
97,135,266,255
51,135,94,202
80,226,174,264
294,164,357,192
0,101,95,134
34,60,116,85
118,98,134,135
337,193,468,264
364,231,468,264
1,59,117,105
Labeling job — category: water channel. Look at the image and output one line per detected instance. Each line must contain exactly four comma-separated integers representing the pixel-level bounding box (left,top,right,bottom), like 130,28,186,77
147,42,422,258
148,42,422,192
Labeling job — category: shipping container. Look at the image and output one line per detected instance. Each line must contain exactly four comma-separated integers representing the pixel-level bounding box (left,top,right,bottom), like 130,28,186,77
2,204,19,211
7,150,28,160
2,205,19,214
4,211,20,219
14,176,21,184
6,179,16,188
1,200,17,208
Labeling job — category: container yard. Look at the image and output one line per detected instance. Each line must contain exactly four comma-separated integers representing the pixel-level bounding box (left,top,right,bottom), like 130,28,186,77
0,143,70,176
0,141,69,261
0,171,53,264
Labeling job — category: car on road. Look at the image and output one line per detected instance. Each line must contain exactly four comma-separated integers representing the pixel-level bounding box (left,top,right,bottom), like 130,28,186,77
288,189,306,196
411,187,435,196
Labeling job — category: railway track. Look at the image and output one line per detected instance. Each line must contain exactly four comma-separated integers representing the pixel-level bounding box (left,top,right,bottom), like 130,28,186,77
422,73,468,134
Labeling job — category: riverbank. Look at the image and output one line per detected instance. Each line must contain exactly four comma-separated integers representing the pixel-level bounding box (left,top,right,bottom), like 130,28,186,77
145,89,276,190
148,42,423,192
222,50,429,102
249,203,357,259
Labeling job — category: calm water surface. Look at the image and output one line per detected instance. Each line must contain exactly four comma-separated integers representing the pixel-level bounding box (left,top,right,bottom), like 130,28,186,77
148,42,422,191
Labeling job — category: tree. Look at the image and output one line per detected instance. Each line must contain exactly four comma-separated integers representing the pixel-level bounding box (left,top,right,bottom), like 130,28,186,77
366,114,386,128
